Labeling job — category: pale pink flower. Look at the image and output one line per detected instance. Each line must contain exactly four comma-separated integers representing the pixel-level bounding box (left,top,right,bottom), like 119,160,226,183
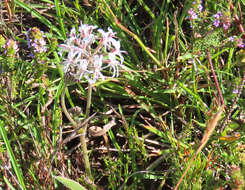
60,22,126,84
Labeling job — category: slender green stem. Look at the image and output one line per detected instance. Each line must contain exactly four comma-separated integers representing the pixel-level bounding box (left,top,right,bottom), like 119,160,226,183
84,83,92,124
79,83,93,182
61,83,94,184
0,120,27,190
61,84,77,127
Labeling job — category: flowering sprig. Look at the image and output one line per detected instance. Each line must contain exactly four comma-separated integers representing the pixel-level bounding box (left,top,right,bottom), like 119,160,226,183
26,27,47,57
188,8,198,20
0,37,19,70
213,12,222,27
186,1,203,21
213,11,231,30
2,39,19,56
236,38,245,48
59,22,126,185
186,2,232,33
228,36,245,48
185,1,244,52
59,22,126,84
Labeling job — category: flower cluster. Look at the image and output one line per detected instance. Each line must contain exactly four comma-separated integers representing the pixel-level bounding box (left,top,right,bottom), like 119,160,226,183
187,2,232,31
213,11,231,30
2,39,19,56
0,36,19,71
26,27,47,56
59,22,125,84
186,1,244,50
228,36,245,48
233,87,239,94
187,1,203,20
213,12,222,27
188,8,198,20
236,38,245,48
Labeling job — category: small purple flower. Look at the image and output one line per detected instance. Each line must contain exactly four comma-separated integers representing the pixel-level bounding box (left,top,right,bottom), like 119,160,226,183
213,11,222,19
213,20,220,27
233,88,239,94
198,4,203,12
228,36,235,42
188,8,198,20
223,23,231,30
213,11,223,28
26,27,47,56
238,44,245,48
12,41,18,52
237,38,245,48
3,39,18,55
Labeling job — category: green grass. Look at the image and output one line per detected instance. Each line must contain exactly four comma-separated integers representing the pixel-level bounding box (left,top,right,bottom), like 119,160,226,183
0,0,245,189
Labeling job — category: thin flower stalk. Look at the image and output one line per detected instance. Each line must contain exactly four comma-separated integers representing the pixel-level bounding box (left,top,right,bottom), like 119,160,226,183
59,21,126,186
61,83,94,184
79,82,93,181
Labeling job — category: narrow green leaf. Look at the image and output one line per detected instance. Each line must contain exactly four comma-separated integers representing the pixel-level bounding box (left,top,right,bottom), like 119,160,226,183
4,176,16,190
15,0,63,38
177,81,208,112
0,120,26,190
137,0,155,19
55,0,66,39
53,176,87,190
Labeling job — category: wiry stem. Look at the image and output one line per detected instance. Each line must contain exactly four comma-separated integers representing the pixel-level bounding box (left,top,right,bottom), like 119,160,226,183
207,52,225,108
79,82,93,182
61,83,94,184
61,84,77,127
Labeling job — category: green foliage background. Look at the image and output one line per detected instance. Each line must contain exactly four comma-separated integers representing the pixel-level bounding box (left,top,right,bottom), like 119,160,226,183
0,0,245,189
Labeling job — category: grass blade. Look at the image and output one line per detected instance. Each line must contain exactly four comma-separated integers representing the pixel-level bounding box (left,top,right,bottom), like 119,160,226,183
53,176,87,190
0,120,26,190
15,0,63,38
4,176,16,190
54,0,66,39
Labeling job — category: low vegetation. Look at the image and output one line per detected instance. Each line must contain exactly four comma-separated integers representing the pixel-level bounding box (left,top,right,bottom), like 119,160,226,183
0,0,245,189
